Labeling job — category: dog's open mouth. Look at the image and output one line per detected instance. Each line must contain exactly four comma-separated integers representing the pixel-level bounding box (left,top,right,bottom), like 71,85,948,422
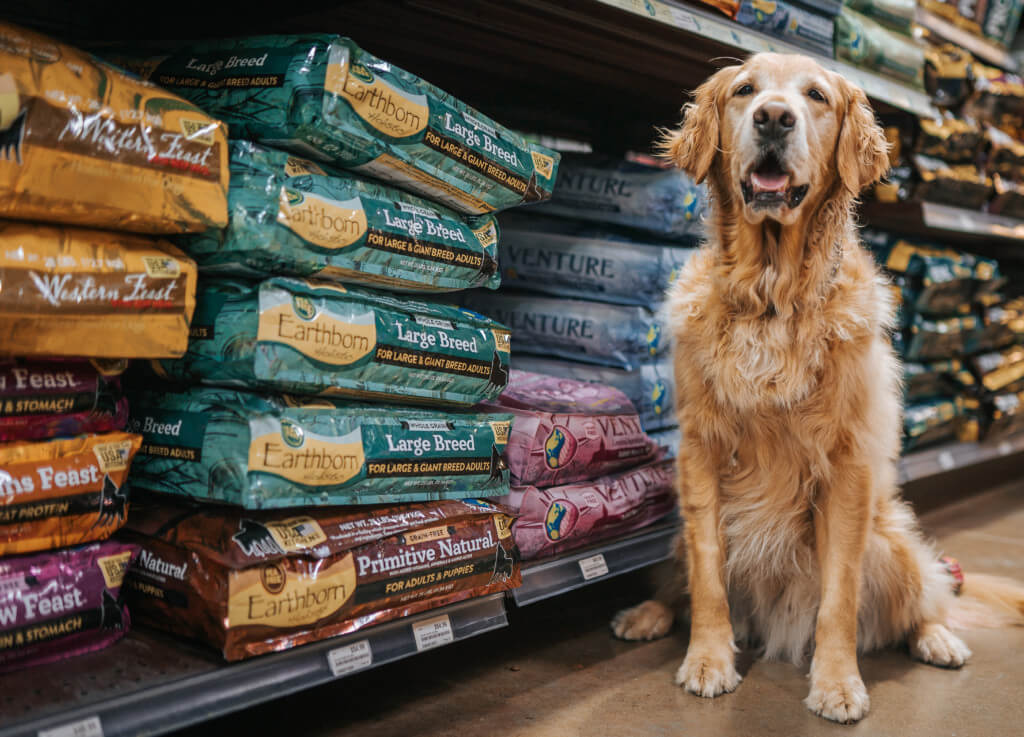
741,151,809,209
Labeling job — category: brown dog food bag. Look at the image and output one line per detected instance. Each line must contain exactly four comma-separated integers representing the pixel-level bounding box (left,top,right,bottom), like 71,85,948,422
0,22,228,234
0,222,198,358
0,431,142,555
122,497,520,660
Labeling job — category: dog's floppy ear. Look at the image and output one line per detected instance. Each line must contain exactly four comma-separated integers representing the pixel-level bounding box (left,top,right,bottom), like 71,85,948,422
658,66,735,184
836,80,890,196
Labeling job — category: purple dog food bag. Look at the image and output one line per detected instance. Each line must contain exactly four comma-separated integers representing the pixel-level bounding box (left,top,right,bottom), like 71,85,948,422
0,359,129,442
0,540,136,672
485,370,657,487
502,456,677,560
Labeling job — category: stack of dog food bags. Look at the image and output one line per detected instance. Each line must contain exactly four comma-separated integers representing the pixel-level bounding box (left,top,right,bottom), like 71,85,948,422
483,370,675,561
96,34,562,660
0,23,212,671
690,1,839,57
463,153,701,454
866,231,1024,448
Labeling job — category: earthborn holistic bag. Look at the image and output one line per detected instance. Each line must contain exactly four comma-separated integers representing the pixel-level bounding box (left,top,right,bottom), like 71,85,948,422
119,35,559,214
0,222,198,359
152,277,510,405
0,432,141,556
178,142,500,292
127,386,511,508
0,540,135,673
121,497,519,661
0,23,228,234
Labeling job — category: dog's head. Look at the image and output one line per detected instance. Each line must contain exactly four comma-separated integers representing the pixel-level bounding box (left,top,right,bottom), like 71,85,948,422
661,53,889,225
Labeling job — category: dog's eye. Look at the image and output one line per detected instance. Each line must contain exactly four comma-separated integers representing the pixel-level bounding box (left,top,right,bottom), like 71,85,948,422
808,88,826,103
735,84,754,97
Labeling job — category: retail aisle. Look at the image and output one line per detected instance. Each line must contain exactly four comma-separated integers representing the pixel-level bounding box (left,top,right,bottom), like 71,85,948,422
175,481,1024,737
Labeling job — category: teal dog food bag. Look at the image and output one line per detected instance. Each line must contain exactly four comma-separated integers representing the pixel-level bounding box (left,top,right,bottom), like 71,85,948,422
179,143,501,292
153,277,511,406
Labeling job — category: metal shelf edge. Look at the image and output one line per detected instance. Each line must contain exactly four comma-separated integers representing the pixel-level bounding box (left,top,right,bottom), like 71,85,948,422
0,594,509,737
920,202,1024,240
915,7,1018,72
899,433,1024,484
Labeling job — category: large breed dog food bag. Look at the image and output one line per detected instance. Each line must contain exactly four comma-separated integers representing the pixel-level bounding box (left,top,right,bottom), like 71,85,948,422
118,35,559,215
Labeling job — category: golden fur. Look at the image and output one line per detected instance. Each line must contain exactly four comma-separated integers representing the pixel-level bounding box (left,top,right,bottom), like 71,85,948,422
611,54,1024,724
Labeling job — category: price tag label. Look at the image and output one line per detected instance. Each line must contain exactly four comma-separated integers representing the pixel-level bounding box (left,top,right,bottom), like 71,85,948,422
998,441,1014,456
327,639,372,677
937,451,956,471
39,716,104,737
666,7,699,32
579,553,610,581
413,614,454,652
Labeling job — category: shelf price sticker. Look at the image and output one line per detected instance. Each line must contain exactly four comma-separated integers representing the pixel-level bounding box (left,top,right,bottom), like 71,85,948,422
413,614,454,652
327,639,373,677
937,450,956,471
579,553,610,581
998,441,1014,456
38,716,104,737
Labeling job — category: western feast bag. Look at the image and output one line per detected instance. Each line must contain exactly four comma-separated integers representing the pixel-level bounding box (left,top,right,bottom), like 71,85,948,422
120,35,559,214
0,359,129,442
0,432,141,555
127,386,511,508
122,497,520,661
0,222,198,359
0,23,228,234
179,142,501,293
0,540,135,673
153,277,510,405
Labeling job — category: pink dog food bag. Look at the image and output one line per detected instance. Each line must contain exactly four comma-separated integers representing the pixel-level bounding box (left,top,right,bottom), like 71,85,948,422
0,359,129,442
502,456,677,560
0,539,136,672
485,369,657,487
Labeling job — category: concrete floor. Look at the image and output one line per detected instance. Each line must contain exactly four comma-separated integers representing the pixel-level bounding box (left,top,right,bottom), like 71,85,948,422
177,481,1024,737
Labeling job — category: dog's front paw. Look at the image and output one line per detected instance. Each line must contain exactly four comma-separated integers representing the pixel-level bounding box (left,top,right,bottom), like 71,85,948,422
910,622,971,668
675,645,741,697
611,600,674,641
805,675,870,724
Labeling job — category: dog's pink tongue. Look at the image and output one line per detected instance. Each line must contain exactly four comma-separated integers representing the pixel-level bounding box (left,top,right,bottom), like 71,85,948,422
751,172,789,193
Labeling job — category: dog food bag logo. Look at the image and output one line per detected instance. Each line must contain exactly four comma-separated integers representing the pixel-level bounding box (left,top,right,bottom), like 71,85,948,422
248,417,365,487
544,499,580,542
258,285,377,366
646,323,661,355
278,188,368,249
227,553,357,629
651,380,668,416
325,45,429,140
544,425,578,469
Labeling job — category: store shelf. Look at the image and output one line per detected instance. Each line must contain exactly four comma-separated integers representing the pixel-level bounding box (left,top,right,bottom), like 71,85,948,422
915,6,1018,72
593,0,941,118
512,521,678,607
899,432,1024,484
0,594,508,737
863,201,1024,254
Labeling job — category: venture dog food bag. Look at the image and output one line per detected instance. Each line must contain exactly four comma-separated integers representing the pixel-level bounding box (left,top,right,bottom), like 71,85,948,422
501,456,676,560
120,35,558,215
127,386,511,507
180,142,501,292
498,225,692,307
121,497,519,661
735,1,835,57
537,156,706,240
649,426,681,458
153,277,510,405
0,23,228,234
0,432,141,555
485,370,658,487
0,359,129,442
512,354,676,431
0,223,198,359
462,290,665,371
835,7,925,88
0,540,135,673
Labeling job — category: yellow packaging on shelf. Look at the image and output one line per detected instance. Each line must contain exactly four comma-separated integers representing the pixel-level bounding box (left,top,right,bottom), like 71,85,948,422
0,221,198,358
0,22,229,234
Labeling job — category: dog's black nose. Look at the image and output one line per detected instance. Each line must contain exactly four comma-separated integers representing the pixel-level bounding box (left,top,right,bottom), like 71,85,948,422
753,102,795,138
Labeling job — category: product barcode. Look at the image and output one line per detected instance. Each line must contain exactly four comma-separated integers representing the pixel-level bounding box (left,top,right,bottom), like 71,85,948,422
38,715,104,737
412,614,454,651
579,553,609,581
327,639,372,677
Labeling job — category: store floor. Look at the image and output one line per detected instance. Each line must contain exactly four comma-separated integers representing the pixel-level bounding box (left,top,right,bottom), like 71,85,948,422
176,481,1024,737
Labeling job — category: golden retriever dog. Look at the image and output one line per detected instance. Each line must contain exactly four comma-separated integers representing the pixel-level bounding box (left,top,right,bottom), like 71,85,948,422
611,53,1024,724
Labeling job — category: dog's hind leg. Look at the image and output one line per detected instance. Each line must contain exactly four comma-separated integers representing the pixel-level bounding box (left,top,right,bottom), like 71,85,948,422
909,621,971,668
611,531,685,641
